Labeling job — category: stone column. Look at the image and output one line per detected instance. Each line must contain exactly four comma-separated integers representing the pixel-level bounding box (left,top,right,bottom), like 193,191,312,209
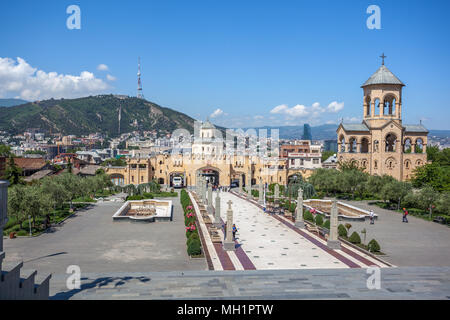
247,169,252,198
207,183,213,214
0,180,9,252
258,178,264,204
223,200,235,251
295,188,305,228
202,178,207,203
208,183,212,205
214,192,221,228
327,199,341,250
274,184,279,200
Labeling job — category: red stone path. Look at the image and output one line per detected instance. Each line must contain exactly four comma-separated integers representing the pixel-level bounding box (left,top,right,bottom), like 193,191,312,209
191,192,256,271
231,191,386,269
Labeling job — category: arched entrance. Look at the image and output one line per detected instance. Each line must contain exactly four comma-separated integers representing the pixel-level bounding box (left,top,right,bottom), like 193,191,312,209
197,167,220,186
110,174,125,186
169,172,186,188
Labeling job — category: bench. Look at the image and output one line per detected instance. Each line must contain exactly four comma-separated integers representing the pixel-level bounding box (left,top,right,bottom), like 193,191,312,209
306,224,320,235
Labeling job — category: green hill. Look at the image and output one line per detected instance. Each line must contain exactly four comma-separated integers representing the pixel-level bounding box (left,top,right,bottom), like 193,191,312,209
0,98,29,107
0,95,195,137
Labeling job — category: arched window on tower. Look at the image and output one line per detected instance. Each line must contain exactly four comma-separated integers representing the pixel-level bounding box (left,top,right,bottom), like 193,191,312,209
365,96,371,116
415,138,424,153
384,95,396,116
349,137,357,153
339,135,346,152
360,138,369,153
385,134,397,152
403,138,412,153
374,98,381,115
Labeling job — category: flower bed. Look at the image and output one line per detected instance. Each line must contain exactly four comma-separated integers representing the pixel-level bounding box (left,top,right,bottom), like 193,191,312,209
181,190,203,257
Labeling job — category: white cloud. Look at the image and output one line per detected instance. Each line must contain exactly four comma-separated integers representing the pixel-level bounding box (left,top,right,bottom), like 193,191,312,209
270,101,344,120
327,101,344,113
106,74,117,81
253,115,264,120
210,108,224,118
97,64,109,71
0,57,110,100
270,103,309,117
270,104,288,114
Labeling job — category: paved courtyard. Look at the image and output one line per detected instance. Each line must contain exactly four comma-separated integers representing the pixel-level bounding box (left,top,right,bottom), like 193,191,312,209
2,194,207,283
337,200,450,267
50,267,450,300
194,191,390,271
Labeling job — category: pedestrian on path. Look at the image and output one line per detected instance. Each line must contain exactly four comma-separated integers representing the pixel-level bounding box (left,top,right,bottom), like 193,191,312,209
232,224,238,241
402,208,409,223
223,222,227,240
369,210,375,224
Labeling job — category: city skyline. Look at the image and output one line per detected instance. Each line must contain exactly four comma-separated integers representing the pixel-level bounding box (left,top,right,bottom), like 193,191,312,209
0,0,449,130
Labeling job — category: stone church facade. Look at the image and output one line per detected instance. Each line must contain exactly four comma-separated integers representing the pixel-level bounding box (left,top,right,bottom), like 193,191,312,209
336,58,428,181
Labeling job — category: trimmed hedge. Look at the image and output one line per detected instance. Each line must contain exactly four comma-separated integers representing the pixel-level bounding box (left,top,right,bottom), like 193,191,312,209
187,238,201,256
349,231,361,244
338,224,348,237
303,210,314,222
368,239,381,252
315,214,323,226
322,219,330,230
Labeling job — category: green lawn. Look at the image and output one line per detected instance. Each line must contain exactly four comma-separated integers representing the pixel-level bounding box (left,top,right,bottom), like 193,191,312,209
3,203,89,237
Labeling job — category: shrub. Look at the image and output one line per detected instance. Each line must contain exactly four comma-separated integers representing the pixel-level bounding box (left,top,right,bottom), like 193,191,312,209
315,214,323,226
349,231,361,244
185,216,195,226
142,193,154,199
367,239,381,252
187,239,201,256
16,230,28,237
187,232,200,246
338,224,347,237
322,219,330,230
303,210,314,222
126,195,144,200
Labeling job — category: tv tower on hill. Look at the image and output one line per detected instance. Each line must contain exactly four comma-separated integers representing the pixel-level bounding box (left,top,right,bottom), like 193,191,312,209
137,57,144,99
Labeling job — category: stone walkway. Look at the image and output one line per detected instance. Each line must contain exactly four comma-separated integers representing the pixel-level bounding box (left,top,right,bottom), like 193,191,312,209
49,267,450,300
192,191,390,271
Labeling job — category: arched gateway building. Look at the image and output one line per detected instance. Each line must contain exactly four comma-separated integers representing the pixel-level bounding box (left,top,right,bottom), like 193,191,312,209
337,56,428,181
106,120,317,187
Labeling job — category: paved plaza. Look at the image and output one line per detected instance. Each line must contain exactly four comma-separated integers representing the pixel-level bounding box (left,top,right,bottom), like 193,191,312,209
50,267,450,300
337,200,450,267
3,190,450,299
2,194,207,278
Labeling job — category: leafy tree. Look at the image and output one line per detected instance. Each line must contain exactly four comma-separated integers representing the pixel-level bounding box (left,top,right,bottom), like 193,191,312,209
0,144,12,157
380,180,412,209
3,156,23,185
321,150,335,163
417,186,439,219
41,177,69,209
435,192,450,216
59,173,83,209
7,185,28,230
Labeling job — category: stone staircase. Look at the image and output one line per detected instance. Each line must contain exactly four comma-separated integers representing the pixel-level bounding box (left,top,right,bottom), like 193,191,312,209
0,251,51,300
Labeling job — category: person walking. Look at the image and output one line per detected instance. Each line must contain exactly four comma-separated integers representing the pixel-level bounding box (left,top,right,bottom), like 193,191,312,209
369,210,375,225
223,222,227,240
232,224,238,241
402,208,409,223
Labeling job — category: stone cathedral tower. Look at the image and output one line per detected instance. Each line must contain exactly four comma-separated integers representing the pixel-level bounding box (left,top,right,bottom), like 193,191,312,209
336,55,428,181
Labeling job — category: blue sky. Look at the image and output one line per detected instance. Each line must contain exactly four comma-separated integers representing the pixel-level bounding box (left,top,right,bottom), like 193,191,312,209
0,0,449,129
